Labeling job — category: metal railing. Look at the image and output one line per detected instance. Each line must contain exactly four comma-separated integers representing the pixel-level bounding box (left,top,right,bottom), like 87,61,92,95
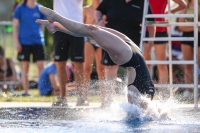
140,0,199,108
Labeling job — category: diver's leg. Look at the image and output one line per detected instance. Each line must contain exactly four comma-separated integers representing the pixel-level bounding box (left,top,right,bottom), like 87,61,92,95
38,7,132,65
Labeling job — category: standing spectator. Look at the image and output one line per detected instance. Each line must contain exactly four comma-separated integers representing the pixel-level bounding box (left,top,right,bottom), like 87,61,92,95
179,0,200,98
143,0,186,97
95,0,155,106
13,0,45,96
82,0,105,106
53,0,84,106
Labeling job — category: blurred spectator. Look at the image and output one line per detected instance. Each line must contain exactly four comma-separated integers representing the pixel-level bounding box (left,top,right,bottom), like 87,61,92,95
82,0,105,106
171,22,183,60
66,62,75,83
38,53,75,96
179,0,200,98
52,0,84,106
13,0,45,96
38,53,59,96
0,46,20,96
143,0,186,97
95,0,155,106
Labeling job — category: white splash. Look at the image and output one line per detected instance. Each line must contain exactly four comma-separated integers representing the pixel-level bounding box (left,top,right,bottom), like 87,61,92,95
119,96,178,121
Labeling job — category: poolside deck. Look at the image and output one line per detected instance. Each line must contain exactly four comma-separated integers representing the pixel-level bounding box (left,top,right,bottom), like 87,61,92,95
0,102,199,109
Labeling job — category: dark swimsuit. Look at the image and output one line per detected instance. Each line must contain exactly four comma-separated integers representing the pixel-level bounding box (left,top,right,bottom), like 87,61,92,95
0,59,13,78
120,41,155,97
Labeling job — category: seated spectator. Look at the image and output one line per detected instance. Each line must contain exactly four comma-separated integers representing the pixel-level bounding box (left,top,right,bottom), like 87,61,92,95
0,46,20,95
38,53,59,96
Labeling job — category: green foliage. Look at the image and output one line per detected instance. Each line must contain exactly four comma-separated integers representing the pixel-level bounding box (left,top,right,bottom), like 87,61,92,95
0,90,101,102
83,0,92,6
37,0,53,8
37,0,54,60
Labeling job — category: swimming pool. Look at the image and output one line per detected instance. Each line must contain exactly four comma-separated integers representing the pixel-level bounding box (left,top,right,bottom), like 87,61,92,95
0,101,200,133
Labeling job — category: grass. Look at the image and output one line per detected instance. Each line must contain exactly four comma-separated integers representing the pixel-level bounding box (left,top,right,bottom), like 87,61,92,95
1,89,200,104
0,89,102,102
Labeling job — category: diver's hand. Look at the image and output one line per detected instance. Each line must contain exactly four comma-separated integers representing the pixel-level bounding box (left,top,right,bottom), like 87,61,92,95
36,19,58,34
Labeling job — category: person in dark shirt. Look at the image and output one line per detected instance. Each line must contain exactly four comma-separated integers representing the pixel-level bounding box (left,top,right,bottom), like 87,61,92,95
96,0,154,44
36,6,155,110
95,0,155,105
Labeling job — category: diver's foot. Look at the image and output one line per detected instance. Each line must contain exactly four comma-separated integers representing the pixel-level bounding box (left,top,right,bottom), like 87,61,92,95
36,19,58,34
39,7,56,23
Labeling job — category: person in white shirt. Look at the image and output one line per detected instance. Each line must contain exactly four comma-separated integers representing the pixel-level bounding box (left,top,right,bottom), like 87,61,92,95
52,0,85,106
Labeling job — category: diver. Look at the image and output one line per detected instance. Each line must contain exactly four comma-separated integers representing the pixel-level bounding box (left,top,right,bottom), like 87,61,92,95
36,6,155,109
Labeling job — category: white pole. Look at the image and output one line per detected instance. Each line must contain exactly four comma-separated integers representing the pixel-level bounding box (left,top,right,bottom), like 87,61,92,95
145,60,194,64
167,0,173,96
193,0,199,109
145,14,194,18
143,37,194,41
140,0,149,51
146,22,200,26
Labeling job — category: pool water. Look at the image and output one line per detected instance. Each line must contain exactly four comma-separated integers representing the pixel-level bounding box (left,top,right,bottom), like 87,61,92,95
0,101,200,133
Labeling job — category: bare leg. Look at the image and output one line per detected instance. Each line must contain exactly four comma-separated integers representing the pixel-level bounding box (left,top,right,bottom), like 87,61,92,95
55,61,67,98
95,48,105,104
21,61,29,94
143,42,152,72
38,7,132,65
83,42,95,101
35,60,44,78
181,44,193,94
154,44,168,99
74,62,84,104
154,44,168,84
103,65,118,106
95,48,105,81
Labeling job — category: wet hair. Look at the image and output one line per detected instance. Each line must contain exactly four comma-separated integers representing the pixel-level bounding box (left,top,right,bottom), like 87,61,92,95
0,46,5,57
23,0,27,5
